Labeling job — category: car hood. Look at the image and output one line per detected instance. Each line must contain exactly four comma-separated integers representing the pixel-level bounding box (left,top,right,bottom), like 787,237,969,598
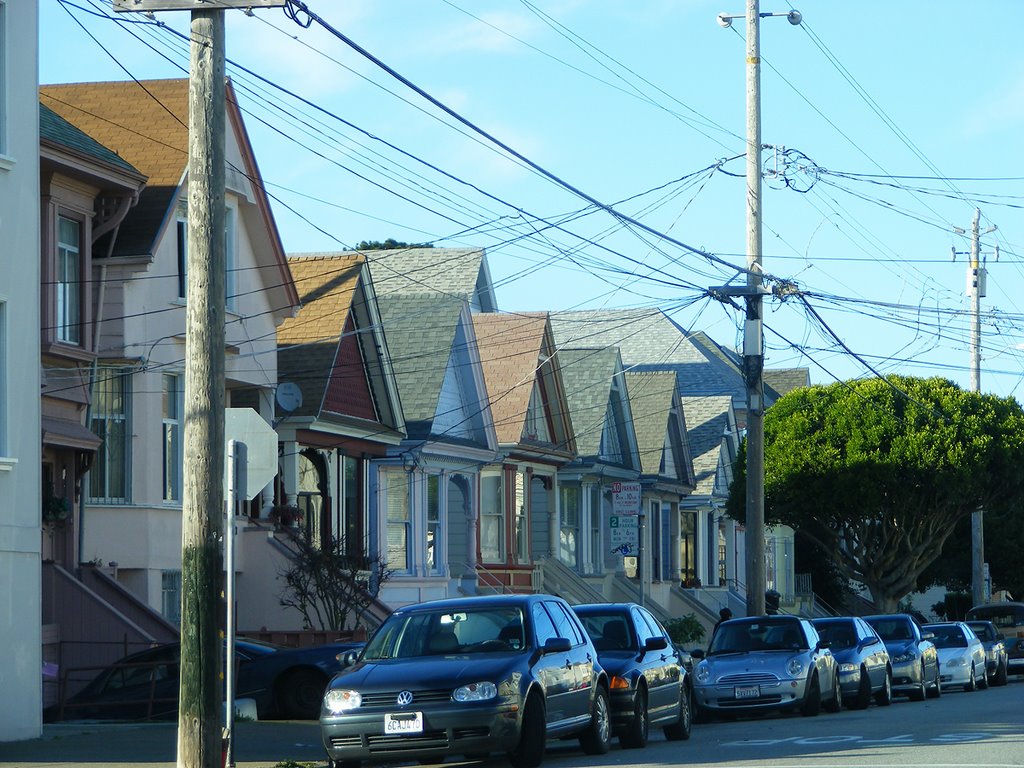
701,651,805,679
828,648,860,664
329,654,523,691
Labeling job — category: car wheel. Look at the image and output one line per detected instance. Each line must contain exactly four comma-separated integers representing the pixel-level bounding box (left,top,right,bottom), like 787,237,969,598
619,689,648,749
977,663,989,689
909,663,927,701
508,693,546,768
276,668,327,719
850,667,871,710
964,663,977,692
926,666,941,699
995,658,1009,686
823,671,842,713
874,668,892,707
579,686,611,755
663,684,691,741
800,672,821,717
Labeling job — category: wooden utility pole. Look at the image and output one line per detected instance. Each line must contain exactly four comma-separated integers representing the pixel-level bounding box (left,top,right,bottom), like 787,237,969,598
179,10,226,768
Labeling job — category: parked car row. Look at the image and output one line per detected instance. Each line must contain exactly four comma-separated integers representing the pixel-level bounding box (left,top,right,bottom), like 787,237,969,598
319,594,690,768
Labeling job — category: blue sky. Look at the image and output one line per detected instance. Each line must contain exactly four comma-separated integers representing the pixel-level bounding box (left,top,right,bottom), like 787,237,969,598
42,1,1024,398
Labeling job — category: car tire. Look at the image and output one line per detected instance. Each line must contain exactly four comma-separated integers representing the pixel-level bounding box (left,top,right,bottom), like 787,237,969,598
579,686,611,756
850,667,871,710
926,666,942,699
800,673,821,717
508,693,546,768
619,689,648,749
276,668,327,720
995,658,1009,686
964,664,977,692
823,671,842,713
874,668,892,706
909,663,927,701
663,684,691,741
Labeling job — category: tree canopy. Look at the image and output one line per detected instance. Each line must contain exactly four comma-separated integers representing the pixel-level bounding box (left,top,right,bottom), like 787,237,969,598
728,376,1024,612
355,239,433,251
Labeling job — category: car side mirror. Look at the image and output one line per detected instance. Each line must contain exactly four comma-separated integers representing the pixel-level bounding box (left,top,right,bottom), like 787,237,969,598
542,637,572,655
339,649,360,668
921,631,935,641
644,636,669,652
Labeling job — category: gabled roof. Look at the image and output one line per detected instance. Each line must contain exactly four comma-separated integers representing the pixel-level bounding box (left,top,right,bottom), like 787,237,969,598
548,309,747,401
625,370,693,484
279,254,403,437
296,247,498,311
681,395,736,497
471,312,575,457
558,347,638,469
764,368,811,397
40,78,298,312
378,294,461,437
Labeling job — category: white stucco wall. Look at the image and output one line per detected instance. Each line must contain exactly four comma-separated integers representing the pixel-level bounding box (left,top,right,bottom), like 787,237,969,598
0,0,41,742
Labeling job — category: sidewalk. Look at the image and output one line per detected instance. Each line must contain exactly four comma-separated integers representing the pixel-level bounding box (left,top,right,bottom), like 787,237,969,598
0,721,326,768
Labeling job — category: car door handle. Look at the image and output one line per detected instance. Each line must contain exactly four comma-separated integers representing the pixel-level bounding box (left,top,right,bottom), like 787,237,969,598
565,659,573,669
586,653,592,663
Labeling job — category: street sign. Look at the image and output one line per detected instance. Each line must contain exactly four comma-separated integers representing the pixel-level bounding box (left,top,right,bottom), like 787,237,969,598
224,408,277,500
113,1,286,11
609,514,639,555
611,481,641,516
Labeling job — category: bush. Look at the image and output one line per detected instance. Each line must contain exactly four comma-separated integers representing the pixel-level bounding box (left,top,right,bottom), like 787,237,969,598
665,614,706,646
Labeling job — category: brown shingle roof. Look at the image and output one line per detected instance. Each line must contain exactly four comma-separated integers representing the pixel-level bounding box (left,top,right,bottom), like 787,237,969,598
280,254,363,345
40,79,190,257
472,313,550,446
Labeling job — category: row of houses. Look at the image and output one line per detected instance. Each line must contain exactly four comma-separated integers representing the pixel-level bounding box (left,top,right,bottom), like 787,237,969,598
0,61,809,740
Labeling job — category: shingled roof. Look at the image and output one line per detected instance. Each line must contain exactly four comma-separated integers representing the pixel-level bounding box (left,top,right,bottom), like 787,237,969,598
625,370,689,479
681,395,736,496
40,102,142,177
557,347,634,462
295,247,497,311
472,313,574,456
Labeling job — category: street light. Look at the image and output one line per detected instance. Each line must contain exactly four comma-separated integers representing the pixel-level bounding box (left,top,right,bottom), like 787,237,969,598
717,2,801,618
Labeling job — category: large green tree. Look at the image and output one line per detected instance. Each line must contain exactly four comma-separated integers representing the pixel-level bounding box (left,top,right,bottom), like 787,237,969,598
728,376,1024,612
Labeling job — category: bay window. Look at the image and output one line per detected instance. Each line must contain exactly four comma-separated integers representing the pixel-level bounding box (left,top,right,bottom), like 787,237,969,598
162,374,182,502
480,472,504,562
89,366,131,503
383,470,410,572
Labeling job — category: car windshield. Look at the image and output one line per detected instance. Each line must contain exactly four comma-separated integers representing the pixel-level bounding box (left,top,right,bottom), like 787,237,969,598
814,622,856,650
362,607,527,659
967,622,996,641
928,626,968,649
709,619,806,654
867,618,914,642
577,613,635,651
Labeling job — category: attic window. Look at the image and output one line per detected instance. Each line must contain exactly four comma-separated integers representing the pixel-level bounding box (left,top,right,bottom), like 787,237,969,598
523,382,550,442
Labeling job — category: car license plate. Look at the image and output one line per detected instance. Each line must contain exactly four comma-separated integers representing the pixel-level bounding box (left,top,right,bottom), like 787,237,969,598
734,685,760,699
384,712,423,734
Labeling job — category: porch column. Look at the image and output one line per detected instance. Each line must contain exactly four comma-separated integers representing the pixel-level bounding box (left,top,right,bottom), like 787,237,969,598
280,440,300,507
463,475,479,594
547,474,559,560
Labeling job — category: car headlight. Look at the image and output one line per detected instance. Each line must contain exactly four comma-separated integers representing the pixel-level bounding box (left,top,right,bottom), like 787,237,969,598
946,657,968,667
892,651,917,664
787,657,805,677
324,689,362,714
838,663,857,673
695,663,710,684
986,648,996,660
453,681,497,702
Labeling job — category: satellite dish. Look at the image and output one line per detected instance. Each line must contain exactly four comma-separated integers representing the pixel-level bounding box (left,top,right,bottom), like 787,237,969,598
276,382,303,413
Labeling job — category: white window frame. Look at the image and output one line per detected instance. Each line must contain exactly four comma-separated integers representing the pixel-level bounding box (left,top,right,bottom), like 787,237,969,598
161,570,182,627
162,373,183,503
514,471,529,564
56,214,82,345
176,199,236,309
426,473,443,575
559,485,580,568
480,470,504,562
89,366,131,504
382,469,411,573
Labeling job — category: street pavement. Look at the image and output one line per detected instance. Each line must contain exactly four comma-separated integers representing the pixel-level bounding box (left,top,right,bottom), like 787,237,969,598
0,721,327,768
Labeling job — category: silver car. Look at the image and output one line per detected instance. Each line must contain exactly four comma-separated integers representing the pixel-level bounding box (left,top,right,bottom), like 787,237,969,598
812,616,892,709
691,616,840,719
864,614,941,701
923,622,987,692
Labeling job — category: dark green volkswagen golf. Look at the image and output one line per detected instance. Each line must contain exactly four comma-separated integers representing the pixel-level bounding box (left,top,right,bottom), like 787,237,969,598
320,594,612,768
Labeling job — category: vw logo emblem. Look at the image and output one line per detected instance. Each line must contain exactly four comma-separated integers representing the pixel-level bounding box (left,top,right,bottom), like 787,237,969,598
396,690,414,707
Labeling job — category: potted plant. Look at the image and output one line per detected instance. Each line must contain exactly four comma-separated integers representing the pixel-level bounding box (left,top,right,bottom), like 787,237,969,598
43,495,70,526
269,496,303,530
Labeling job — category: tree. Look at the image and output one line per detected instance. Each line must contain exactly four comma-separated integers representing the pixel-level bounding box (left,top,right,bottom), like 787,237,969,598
355,239,433,251
278,536,392,632
728,376,1024,612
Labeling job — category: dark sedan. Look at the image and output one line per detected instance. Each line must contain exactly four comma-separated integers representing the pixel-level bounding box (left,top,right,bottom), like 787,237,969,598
864,614,940,701
48,637,364,722
320,594,611,768
572,603,691,748
812,616,892,709
966,620,1009,686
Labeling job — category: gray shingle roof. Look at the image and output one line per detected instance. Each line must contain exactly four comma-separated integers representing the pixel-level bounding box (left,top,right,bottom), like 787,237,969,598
681,395,735,496
764,368,811,397
623,370,678,476
557,348,620,458
377,294,465,439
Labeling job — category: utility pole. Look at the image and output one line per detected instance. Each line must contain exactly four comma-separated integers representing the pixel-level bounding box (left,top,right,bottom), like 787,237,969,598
111,3,283,767
715,2,801,617
965,208,996,608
